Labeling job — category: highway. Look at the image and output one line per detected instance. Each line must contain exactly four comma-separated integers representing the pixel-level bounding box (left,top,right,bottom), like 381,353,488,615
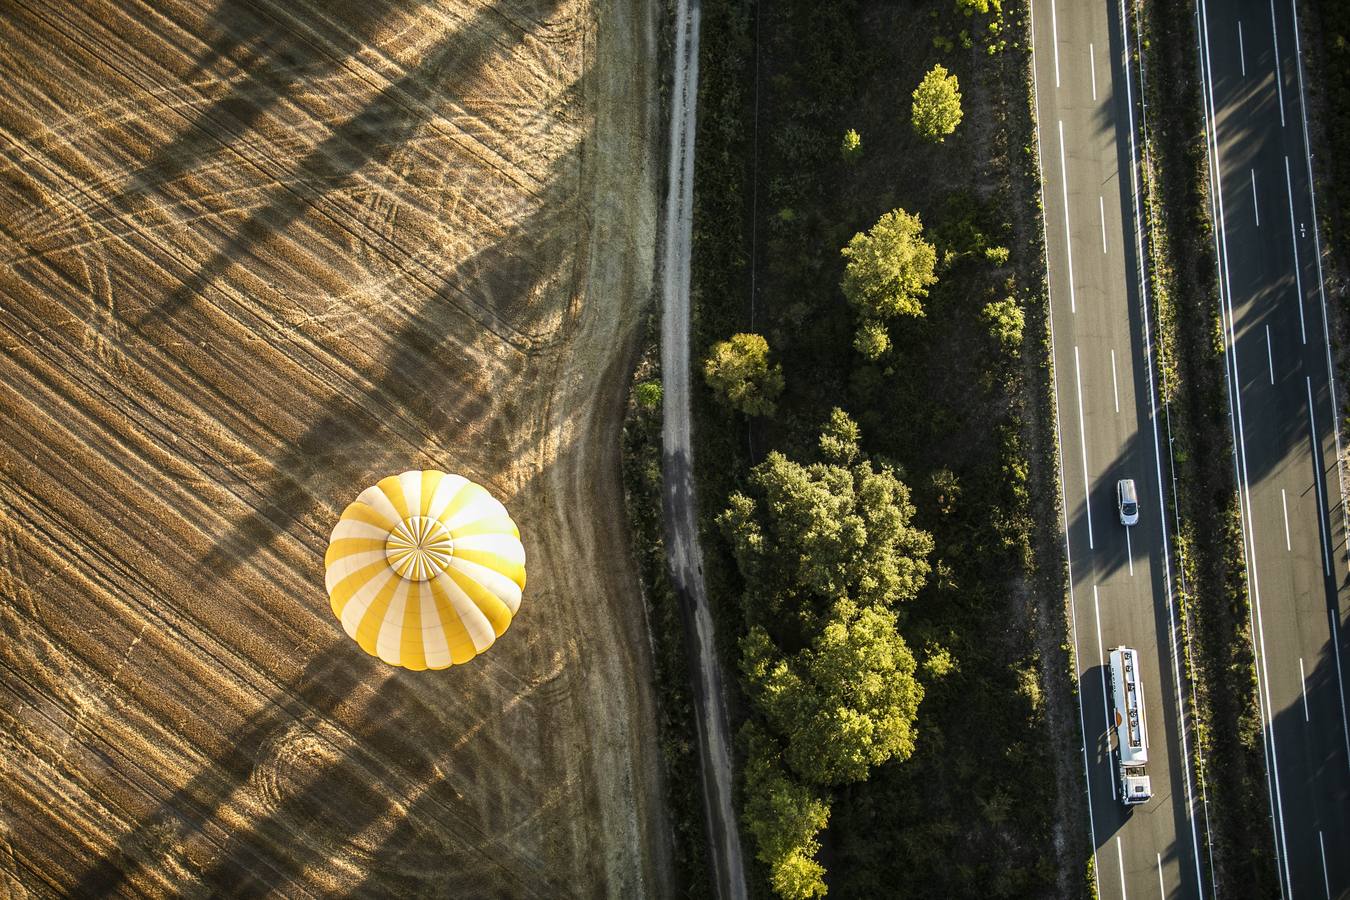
1031,0,1209,896
1195,0,1350,895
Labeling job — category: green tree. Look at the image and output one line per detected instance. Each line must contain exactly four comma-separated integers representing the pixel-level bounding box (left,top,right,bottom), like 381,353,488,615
853,319,890,361
840,128,863,162
912,64,964,142
634,379,663,411
744,601,924,785
743,726,830,900
981,297,1024,357
840,209,938,322
703,332,784,416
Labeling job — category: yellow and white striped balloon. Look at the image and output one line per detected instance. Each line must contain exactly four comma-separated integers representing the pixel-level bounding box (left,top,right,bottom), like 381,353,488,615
324,470,526,670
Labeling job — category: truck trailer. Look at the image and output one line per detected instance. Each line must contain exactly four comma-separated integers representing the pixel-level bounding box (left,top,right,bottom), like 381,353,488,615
1109,646,1153,805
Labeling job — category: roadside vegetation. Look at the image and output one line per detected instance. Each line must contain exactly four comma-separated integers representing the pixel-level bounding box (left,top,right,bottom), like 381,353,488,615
662,0,1085,895
1136,0,1275,892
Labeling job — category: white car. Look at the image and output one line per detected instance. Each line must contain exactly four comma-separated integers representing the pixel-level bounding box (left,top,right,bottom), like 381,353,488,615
1117,478,1139,526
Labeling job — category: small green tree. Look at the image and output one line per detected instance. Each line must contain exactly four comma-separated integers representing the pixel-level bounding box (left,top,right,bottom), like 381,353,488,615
634,379,663,411
853,319,891,361
840,209,938,322
840,128,862,162
743,726,830,900
703,332,784,416
912,64,964,142
981,297,1024,357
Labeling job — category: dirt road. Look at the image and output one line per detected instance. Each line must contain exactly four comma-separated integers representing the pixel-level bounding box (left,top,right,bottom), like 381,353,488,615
0,0,671,895
658,1,748,897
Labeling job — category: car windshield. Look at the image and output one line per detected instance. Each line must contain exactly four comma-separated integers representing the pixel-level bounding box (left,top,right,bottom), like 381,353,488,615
1123,502,1137,514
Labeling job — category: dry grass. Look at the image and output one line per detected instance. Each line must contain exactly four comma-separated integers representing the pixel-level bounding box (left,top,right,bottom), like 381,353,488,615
0,0,670,895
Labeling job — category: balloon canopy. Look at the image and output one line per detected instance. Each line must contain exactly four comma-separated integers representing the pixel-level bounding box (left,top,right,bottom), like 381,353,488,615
324,470,526,670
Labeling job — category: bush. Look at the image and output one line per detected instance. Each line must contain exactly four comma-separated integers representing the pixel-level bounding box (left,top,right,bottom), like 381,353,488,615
912,64,963,142
704,332,785,417
840,128,863,162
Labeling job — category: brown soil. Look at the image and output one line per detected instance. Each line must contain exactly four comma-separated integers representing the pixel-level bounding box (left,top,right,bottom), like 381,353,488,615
0,0,670,896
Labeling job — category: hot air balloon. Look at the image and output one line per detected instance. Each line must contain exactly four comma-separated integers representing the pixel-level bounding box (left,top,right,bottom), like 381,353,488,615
324,470,526,670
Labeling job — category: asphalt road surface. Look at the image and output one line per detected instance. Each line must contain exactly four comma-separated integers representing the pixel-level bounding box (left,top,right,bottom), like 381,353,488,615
1196,0,1350,895
658,0,748,897
1032,0,1210,896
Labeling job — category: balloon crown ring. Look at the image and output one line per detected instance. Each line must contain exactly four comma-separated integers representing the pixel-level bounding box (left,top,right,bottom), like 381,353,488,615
384,516,454,582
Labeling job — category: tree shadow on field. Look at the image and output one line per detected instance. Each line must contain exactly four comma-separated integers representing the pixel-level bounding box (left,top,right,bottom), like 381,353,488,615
133,0,582,585
69,651,375,896
107,0,434,224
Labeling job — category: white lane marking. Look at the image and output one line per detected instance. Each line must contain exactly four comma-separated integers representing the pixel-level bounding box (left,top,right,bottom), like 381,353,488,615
1126,525,1134,576
1095,585,1115,801
1051,0,1061,87
1299,657,1309,721
1100,195,1108,253
1307,375,1332,576
1027,2,1101,888
1059,121,1078,314
1199,1,1292,890
1239,20,1246,76
1251,169,1260,227
1157,853,1165,899
1284,156,1307,344
1267,325,1275,384
1282,489,1292,550
1271,0,1286,127
1090,43,1098,100
1117,837,1129,900
1111,349,1120,412
1075,346,1094,549
1291,0,1350,774
1128,0,1210,889
1320,830,1331,899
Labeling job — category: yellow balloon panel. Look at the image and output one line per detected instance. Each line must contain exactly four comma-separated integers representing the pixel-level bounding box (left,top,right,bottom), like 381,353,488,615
325,470,525,670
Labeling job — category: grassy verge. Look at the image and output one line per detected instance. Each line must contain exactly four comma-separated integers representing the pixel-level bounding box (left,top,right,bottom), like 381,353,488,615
1135,0,1274,892
619,312,713,899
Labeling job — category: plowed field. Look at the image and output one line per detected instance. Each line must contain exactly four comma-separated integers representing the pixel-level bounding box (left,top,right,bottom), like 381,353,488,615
0,0,669,895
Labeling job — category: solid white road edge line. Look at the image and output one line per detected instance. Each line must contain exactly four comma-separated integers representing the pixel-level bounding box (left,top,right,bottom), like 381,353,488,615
1306,375,1332,576
1029,2,1101,888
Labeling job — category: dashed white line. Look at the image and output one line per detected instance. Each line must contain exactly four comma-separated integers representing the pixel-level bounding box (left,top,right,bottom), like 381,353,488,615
1126,525,1134,576
1251,169,1260,227
1284,156,1307,344
1090,42,1098,101
1100,195,1108,254
1307,375,1332,576
1320,830,1331,899
1266,324,1275,384
1059,120,1078,314
1111,349,1120,412
1281,488,1291,551
1271,0,1286,127
1299,657,1309,722
1118,837,1129,900
1051,0,1061,87
1157,852,1165,899
1075,345,1094,549
1239,20,1246,76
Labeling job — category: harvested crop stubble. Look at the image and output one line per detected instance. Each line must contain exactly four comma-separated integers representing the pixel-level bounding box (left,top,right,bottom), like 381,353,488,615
0,0,670,895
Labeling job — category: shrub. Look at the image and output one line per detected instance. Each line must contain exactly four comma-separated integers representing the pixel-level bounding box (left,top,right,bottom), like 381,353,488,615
703,332,785,416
